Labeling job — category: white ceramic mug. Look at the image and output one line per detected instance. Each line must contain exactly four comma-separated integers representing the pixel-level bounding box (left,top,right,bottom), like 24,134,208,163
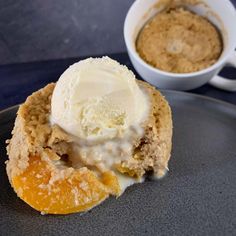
124,0,236,91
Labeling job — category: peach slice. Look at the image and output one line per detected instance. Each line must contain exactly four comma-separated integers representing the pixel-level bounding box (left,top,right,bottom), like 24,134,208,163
12,156,120,214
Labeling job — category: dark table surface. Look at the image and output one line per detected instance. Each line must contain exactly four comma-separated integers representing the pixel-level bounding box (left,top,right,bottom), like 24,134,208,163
0,0,134,65
0,52,235,111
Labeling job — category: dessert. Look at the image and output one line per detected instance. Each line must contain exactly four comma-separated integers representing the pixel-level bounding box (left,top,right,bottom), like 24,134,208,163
136,7,223,73
6,57,172,214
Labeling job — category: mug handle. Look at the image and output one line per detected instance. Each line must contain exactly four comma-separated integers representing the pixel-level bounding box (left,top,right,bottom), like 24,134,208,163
209,50,236,92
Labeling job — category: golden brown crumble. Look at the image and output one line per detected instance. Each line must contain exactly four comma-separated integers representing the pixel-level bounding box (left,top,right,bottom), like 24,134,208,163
136,8,222,73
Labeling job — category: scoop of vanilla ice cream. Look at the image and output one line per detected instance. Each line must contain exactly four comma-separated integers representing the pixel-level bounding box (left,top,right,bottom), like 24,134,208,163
51,57,148,142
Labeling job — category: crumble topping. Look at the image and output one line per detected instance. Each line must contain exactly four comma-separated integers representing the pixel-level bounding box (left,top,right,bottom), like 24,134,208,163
136,8,222,73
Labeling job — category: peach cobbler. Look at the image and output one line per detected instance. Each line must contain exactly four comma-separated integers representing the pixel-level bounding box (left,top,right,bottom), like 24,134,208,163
6,57,172,214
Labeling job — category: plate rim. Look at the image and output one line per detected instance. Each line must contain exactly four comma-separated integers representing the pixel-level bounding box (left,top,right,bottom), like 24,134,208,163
161,90,236,110
0,90,236,116
0,104,20,115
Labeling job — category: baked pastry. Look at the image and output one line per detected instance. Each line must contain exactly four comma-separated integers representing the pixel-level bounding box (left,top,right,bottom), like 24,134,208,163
6,57,172,214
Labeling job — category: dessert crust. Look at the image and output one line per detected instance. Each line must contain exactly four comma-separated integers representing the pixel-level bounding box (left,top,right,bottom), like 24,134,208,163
118,80,172,178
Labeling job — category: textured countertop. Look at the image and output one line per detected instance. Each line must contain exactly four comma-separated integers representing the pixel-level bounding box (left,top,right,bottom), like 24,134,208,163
0,0,133,64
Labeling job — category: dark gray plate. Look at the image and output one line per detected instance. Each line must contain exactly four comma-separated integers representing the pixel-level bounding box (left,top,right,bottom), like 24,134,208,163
0,91,236,236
